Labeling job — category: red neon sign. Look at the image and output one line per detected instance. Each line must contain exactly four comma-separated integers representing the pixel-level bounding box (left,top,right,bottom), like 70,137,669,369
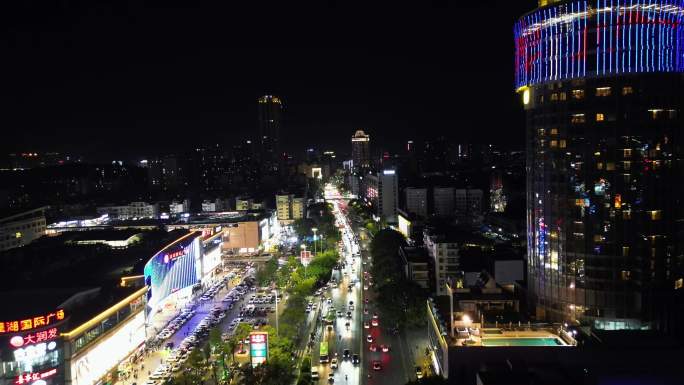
9,328,59,347
15,368,57,385
0,311,65,334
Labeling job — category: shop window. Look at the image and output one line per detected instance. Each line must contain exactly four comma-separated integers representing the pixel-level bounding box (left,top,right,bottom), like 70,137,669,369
622,86,634,95
649,109,663,119
596,113,605,122
596,87,612,96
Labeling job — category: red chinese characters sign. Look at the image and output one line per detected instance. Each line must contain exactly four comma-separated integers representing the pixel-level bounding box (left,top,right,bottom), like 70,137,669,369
10,328,59,347
15,368,57,384
163,249,186,263
0,310,65,334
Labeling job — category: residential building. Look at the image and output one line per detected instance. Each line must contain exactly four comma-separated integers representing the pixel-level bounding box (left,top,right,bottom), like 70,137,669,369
433,187,455,217
235,197,254,211
399,245,431,290
276,194,305,224
424,228,461,296
405,187,428,218
0,206,47,251
454,189,483,218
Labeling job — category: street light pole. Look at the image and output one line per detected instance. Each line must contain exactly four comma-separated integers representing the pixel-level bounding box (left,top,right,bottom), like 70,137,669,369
274,289,279,336
312,227,318,257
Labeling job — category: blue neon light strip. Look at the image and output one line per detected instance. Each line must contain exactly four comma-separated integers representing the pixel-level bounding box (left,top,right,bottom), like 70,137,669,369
514,0,684,88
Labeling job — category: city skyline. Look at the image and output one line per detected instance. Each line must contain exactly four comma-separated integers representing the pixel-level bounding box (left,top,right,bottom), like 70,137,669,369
2,1,536,158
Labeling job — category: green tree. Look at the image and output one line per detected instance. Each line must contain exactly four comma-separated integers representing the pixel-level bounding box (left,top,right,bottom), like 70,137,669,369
257,256,278,286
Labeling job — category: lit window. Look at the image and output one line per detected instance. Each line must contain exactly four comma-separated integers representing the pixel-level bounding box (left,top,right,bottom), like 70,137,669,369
550,140,558,148
571,114,586,124
550,128,558,135
648,210,662,220
622,86,633,95
559,140,567,148
596,87,612,97
676,278,683,290
596,113,605,122
606,162,615,171
559,92,567,101
571,89,585,99
550,93,558,101
648,109,663,119
668,109,677,119
621,270,631,280
623,210,632,220
623,149,632,158
622,246,629,256
596,162,604,170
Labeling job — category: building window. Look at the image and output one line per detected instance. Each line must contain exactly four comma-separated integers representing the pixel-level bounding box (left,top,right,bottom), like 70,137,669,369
550,93,558,101
622,246,630,257
571,89,585,99
571,114,586,124
559,92,567,101
623,149,632,158
648,210,662,220
596,87,612,97
623,210,632,220
559,140,567,148
648,109,663,119
622,86,634,95
550,128,558,135
621,270,631,280
550,140,558,148
596,113,605,122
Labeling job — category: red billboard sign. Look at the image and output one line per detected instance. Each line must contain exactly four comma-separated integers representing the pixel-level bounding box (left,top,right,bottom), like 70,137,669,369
0,311,65,334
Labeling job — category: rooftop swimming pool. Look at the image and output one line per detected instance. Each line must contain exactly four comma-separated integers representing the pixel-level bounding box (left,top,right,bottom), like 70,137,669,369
481,337,565,347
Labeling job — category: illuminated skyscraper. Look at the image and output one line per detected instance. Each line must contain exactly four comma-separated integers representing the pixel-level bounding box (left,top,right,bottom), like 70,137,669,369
257,95,283,171
351,129,371,172
516,0,684,331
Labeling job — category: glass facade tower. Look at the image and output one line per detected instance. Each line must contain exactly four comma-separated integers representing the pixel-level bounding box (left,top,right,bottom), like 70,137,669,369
516,0,684,331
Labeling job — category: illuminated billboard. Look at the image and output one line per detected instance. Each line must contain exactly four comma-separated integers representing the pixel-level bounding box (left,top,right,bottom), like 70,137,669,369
249,332,268,367
1,310,65,334
70,312,145,385
144,233,202,314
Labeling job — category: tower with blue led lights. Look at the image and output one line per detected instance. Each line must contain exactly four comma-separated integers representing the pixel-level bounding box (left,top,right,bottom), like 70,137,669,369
516,0,684,333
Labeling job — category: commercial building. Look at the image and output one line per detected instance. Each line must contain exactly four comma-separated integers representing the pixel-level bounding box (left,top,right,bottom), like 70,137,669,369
257,95,283,172
454,189,483,219
405,187,428,219
275,194,305,224
96,202,159,221
234,197,254,211
201,198,230,213
351,130,371,172
0,207,47,251
516,0,684,331
362,170,398,223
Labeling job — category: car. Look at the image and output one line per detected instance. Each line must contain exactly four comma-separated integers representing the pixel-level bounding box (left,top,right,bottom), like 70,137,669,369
348,304,354,311
369,343,377,352
327,298,332,304
352,354,360,365
381,344,390,352
364,298,369,304
364,321,370,329
337,311,343,317
366,334,373,343
331,357,338,369
373,361,382,371
416,366,424,379
349,300,354,306
346,312,352,319
328,372,335,384
372,313,379,319
363,307,369,315
343,349,351,359
311,367,319,380
371,319,379,327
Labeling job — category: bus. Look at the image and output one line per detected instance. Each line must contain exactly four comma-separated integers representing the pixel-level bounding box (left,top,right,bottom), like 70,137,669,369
325,310,335,326
319,341,329,363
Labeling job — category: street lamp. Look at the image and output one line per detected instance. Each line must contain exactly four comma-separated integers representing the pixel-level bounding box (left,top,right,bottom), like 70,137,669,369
311,227,318,256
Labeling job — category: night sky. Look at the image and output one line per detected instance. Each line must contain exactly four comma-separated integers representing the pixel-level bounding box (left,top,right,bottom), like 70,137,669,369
2,0,537,159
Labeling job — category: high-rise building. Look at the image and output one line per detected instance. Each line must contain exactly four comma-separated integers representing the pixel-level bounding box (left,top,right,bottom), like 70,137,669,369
276,194,305,224
433,187,455,217
405,187,428,219
257,95,283,171
516,0,684,331
363,170,398,223
351,130,371,171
